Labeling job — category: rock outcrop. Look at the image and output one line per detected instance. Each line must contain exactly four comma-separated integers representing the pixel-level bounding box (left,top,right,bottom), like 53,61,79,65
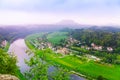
0,74,19,80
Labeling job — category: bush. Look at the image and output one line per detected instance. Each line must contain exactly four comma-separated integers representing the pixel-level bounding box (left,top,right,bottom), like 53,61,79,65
0,49,18,75
97,75,107,80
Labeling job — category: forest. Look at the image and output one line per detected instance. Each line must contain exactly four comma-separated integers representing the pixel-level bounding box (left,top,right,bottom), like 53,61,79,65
69,27,120,53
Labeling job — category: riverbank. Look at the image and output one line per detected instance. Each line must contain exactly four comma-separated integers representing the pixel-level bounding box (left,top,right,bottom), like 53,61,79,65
25,32,120,80
25,33,88,80
25,34,87,80
8,39,29,80
8,39,85,80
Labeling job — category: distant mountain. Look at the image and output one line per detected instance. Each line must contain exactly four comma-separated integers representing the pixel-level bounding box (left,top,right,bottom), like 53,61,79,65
56,20,79,25
55,20,91,29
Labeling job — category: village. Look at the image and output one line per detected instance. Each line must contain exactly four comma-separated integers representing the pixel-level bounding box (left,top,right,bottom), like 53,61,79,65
81,43,113,52
0,35,113,56
29,35,114,57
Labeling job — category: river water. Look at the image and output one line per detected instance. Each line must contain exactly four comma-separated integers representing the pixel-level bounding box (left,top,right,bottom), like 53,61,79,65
8,39,30,73
8,39,85,80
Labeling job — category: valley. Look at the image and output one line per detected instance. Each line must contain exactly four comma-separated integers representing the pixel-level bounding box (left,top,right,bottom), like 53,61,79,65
25,31,120,80
1,27,120,80
0,0,120,80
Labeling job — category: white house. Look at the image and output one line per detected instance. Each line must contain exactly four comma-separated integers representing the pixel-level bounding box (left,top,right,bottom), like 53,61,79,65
107,47,113,52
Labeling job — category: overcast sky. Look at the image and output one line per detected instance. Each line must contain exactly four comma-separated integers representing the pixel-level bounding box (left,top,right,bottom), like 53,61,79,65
0,0,120,25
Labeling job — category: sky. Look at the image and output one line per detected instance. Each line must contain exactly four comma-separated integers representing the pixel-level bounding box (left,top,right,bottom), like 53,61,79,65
0,0,120,25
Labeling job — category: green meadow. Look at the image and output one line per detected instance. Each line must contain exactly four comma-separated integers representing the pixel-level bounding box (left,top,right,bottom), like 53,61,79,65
47,32,68,45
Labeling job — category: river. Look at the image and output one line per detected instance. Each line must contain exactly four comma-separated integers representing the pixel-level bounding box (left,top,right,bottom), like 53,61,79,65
8,39,85,80
8,39,30,73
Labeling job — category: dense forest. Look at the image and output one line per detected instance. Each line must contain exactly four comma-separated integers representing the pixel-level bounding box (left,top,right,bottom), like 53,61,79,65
69,27,120,53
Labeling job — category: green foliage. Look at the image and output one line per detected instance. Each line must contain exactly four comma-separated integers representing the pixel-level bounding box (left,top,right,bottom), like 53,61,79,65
71,46,120,64
24,49,70,80
26,33,45,41
47,32,68,45
71,47,89,53
34,48,120,80
50,67,70,80
70,29,120,48
97,75,107,80
25,32,120,80
16,70,26,80
0,49,18,75
25,53,48,80
102,54,117,63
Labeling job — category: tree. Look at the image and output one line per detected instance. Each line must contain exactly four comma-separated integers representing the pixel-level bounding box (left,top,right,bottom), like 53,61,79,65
103,54,117,64
0,49,18,75
24,53,49,80
97,75,107,80
25,49,70,80
49,66,70,80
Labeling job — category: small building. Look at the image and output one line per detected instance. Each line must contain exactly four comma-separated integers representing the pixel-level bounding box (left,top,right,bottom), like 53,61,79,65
91,43,102,51
56,47,69,55
91,43,96,47
47,42,52,49
94,46,102,51
107,47,113,52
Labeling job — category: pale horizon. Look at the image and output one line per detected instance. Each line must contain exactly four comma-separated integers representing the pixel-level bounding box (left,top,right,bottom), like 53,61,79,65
0,0,120,26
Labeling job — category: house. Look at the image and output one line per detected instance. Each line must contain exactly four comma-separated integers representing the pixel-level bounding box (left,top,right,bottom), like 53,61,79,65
91,43,96,47
91,43,102,51
47,42,52,49
56,47,69,55
38,42,53,50
67,37,80,46
94,46,102,51
107,47,113,52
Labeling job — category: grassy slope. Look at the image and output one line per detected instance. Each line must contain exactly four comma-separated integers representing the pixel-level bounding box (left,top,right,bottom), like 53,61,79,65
36,50,120,80
47,32,68,45
25,32,120,80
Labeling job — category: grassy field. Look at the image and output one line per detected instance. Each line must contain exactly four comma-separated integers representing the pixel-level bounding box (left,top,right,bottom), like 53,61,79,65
47,32,68,45
25,32,120,80
35,50,120,80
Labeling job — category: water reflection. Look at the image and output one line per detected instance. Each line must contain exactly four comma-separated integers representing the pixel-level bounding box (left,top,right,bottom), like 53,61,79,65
8,39,29,73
